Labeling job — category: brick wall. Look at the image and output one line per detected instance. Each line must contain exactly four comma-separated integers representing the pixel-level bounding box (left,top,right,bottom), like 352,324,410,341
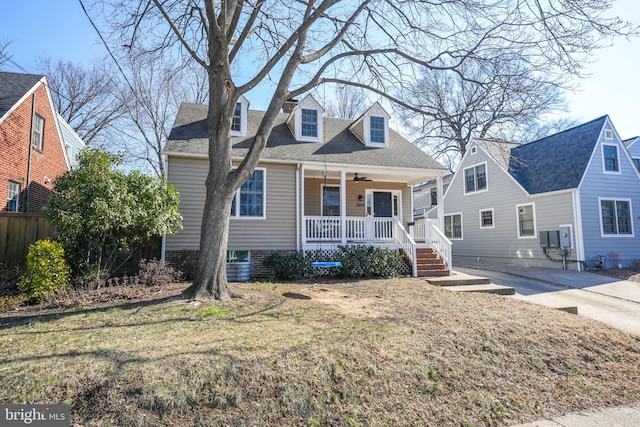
166,248,297,280
0,82,68,213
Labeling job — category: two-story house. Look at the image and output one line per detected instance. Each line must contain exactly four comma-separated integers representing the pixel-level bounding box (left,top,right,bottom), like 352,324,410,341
163,94,450,277
0,71,83,213
436,116,640,270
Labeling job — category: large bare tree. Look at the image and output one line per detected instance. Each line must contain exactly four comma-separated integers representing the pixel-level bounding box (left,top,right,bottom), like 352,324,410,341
398,60,578,170
38,57,127,145
111,53,208,176
95,0,632,300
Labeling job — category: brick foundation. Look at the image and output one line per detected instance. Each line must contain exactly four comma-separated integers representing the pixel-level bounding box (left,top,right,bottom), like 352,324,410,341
165,249,298,280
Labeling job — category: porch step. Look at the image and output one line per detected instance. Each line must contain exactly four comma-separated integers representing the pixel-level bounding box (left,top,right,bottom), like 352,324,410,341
402,248,451,277
427,271,515,295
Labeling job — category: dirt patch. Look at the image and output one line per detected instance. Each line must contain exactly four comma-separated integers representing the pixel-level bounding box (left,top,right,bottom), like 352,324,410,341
279,283,386,318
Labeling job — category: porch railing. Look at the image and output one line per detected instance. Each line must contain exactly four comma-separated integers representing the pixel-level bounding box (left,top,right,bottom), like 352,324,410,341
303,215,451,276
393,217,417,277
305,216,394,243
421,218,452,273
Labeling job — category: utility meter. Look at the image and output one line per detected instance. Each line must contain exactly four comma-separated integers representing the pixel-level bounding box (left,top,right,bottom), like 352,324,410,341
559,226,572,248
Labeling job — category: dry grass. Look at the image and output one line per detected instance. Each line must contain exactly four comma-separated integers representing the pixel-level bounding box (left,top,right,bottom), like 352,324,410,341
1,278,640,426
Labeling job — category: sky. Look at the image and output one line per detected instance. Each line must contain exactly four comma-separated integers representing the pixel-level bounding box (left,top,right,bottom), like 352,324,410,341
2,0,639,139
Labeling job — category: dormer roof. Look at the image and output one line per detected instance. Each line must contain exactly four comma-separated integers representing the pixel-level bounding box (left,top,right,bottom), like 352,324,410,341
286,94,325,143
348,102,391,148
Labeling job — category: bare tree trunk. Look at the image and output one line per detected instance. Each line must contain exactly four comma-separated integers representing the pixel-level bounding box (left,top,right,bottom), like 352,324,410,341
183,183,239,300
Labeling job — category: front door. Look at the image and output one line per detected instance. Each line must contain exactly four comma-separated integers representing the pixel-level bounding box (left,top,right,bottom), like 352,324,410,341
373,191,392,239
373,191,392,217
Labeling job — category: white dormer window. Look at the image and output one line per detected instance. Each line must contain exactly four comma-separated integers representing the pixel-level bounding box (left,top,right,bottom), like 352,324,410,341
287,94,324,142
370,116,385,143
350,102,391,148
231,95,249,137
301,109,318,137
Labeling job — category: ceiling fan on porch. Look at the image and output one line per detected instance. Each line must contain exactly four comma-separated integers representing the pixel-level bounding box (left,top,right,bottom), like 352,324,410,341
353,173,372,183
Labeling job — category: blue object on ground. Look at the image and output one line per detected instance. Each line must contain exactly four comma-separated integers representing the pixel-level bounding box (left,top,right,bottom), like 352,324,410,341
311,261,342,268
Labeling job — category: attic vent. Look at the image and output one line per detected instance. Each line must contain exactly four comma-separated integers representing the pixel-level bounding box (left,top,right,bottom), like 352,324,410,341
605,130,613,139
470,146,477,154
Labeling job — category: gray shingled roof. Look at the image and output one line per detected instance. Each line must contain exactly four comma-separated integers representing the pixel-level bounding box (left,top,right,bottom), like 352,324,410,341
508,116,607,194
0,71,43,119
166,102,446,171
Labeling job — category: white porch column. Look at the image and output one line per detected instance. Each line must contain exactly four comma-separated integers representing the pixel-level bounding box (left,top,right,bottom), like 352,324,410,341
340,170,347,244
436,173,444,231
301,166,306,248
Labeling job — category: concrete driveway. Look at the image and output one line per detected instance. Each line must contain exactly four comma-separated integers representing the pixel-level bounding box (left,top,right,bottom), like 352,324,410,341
453,262,640,336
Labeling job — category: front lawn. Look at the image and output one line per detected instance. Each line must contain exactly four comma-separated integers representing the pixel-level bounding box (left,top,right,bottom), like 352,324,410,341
1,278,639,426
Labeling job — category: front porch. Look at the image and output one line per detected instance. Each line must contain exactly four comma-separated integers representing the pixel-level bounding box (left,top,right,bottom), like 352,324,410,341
297,164,450,276
302,215,451,277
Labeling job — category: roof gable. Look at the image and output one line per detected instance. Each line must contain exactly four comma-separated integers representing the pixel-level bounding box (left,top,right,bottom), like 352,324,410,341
165,102,446,171
508,116,608,194
0,71,44,124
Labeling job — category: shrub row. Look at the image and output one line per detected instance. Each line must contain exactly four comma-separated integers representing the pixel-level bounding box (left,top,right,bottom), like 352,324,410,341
263,245,405,281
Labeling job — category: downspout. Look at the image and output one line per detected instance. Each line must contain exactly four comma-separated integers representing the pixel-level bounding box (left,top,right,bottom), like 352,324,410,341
436,173,444,230
296,164,301,251
25,93,36,213
572,189,585,271
161,153,168,261
340,170,346,245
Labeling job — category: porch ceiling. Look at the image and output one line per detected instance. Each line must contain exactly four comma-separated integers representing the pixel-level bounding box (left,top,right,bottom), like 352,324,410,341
302,164,443,186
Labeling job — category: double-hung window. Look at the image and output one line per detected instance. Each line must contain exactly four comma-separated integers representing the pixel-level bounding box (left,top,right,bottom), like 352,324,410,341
301,109,318,138
444,213,462,239
600,199,633,235
517,204,535,237
32,114,44,150
6,180,20,212
230,169,265,218
231,102,242,132
322,185,340,216
370,116,385,144
603,144,619,172
480,209,494,228
464,163,487,193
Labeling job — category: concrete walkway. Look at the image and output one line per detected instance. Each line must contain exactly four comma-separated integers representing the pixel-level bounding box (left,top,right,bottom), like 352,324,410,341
453,261,640,336
450,261,640,426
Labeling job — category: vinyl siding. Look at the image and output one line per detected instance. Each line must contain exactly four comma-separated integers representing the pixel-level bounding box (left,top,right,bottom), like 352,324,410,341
304,178,411,222
443,143,577,268
166,157,297,252
579,130,640,265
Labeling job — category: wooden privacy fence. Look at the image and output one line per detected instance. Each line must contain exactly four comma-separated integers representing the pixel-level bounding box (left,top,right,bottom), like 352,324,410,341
0,213,55,265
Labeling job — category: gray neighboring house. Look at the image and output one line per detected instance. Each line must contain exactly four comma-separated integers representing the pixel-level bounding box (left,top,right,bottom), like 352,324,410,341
163,94,449,277
442,115,640,270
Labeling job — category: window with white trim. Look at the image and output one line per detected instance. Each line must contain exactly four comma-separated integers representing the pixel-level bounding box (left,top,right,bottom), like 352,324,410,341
32,114,44,150
517,204,535,237
301,109,318,138
464,163,487,193
444,213,462,239
633,158,640,171
603,144,619,172
230,169,265,218
322,185,340,216
6,180,20,212
370,116,385,144
231,102,242,132
480,209,494,228
600,199,633,235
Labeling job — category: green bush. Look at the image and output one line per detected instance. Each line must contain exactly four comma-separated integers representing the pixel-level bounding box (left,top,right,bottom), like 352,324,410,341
18,240,70,303
335,245,403,278
263,252,311,281
263,246,404,281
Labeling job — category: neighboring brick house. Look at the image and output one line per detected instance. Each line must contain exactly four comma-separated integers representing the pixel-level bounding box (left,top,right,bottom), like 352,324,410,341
0,71,83,213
